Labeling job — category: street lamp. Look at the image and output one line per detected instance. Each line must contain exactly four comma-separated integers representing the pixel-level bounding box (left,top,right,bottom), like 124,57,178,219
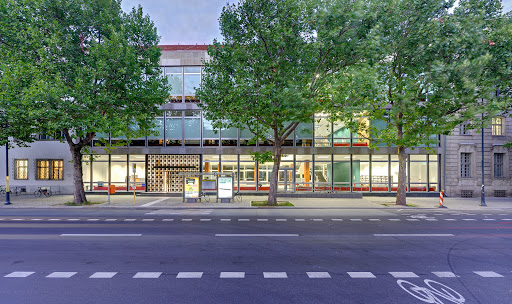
2,112,11,205
480,110,486,207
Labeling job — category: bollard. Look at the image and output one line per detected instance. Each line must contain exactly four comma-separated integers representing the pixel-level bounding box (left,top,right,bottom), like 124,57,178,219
438,190,447,208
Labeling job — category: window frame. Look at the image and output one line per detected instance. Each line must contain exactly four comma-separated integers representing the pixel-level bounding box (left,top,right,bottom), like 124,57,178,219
36,159,64,180
460,153,471,178
494,153,504,178
491,117,504,136
14,159,29,180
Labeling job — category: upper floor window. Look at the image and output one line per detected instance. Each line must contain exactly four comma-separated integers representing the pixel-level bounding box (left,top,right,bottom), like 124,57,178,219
14,159,28,180
36,159,64,180
494,153,504,178
461,153,471,178
492,117,504,135
459,123,470,135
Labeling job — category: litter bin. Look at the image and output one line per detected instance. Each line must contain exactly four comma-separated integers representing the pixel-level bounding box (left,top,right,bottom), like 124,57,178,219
109,185,116,194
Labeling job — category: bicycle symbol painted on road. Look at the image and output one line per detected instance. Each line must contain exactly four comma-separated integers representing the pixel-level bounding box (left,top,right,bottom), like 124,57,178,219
397,279,465,304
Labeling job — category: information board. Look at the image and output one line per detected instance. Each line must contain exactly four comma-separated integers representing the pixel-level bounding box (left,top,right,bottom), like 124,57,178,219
184,177,199,198
217,176,233,199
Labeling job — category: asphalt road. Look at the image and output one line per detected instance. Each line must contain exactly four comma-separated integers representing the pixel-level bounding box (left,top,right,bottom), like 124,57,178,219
0,207,510,304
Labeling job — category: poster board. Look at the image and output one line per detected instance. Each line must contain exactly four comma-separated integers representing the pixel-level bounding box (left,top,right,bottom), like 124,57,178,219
217,176,233,199
184,177,199,198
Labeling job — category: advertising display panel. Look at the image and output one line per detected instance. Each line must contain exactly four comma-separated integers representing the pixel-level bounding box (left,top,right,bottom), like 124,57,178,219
217,176,233,199
184,177,199,198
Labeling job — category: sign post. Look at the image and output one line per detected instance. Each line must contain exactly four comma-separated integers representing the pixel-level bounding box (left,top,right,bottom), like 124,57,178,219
132,163,136,206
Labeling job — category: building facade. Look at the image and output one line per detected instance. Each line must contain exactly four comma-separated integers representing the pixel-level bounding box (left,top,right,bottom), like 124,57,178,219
2,45,508,197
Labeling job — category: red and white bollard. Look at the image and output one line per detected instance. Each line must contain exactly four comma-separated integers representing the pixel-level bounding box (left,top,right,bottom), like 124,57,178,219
438,190,447,208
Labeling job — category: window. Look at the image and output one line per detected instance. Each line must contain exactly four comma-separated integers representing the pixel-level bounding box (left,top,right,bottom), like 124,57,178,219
492,117,504,135
14,159,28,180
36,159,63,180
494,153,504,178
461,153,471,178
459,123,469,135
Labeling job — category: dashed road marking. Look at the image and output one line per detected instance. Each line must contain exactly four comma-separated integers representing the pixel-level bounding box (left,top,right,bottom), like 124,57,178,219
350,219,363,221
347,272,376,278
307,272,331,279
177,272,203,279
220,219,231,221
124,219,136,221
276,219,287,222
162,219,174,221
389,272,419,278
105,219,117,221
295,219,305,221
87,219,99,221
238,219,249,221
133,272,162,279
4,272,34,278
257,219,268,221
182,219,192,222
312,219,323,222
46,272,77,278
200,219,211,222
369,219,381,221
220,272,245,279
90,272,117,279
474,271,503,278
142,219,154,222
264,272,287,279
432,272,457,278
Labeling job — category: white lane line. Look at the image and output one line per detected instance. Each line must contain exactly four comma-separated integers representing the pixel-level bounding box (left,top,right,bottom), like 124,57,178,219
215,234,299,237
257,219,268,222
87,219,100,221
133,272,162,279
220,219,231,221
444,219,457,221
483,214,492,215
105,219,117,222
276,219,287,222
389,219,400,221
502,219,512,221
140,197,169,207
142,219,154,222
350,219,363,222
389,272,419,278
433,272,457,278
263,272,287,279
4,272,35,278
124,219,136,222
238,219,250,221
331,219,343,222
11,219,24,221
182,219,192,222
425,219,438,221
406,219,420,221
90,272,117,279
200,219,211,222
312,219,323,222
177,272,203,279
347,272,376,278
498,214,508,216
162,219,174,222
369,219,381,221
67,219,80,221
46,272,77,278
295,219,305,222
463,219,476,221
31,219,42,221
49,219,61,221
60,234,142,237
307,272,331,279
220,272,245,279
374,234,454,237
474,271,503,278
483,219,496,221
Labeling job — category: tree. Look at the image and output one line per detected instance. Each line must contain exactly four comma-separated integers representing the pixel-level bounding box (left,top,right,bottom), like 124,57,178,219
330,0,511,205
197,0,376,205
0,0,170,204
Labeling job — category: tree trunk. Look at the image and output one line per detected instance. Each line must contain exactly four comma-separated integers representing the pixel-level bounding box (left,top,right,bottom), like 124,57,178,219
396,146,407,206
70,146,87,204
267,144,282,206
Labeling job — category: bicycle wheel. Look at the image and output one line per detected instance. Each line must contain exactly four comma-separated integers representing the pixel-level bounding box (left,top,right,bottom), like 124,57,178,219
44,190,51,197
235,193,242,202
397,280,437,303
34,190,42,197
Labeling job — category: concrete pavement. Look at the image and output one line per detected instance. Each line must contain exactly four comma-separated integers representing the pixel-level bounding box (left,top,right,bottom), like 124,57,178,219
1,192,512,210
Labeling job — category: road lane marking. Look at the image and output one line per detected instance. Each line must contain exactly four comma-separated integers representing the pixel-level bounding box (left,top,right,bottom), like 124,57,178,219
347,272,376,278
432,272,457,278
87,219,100,221
307,272,331,279
90,272,117,279
220,272,245,278
49,219,61,221
220,219,231,221
177,272,203,279
312,219,323,221
162,219,174,221
390,272,419,278
374,234,454,237
140,197,169,207
67,219,80,221
11,219,24,221
257,219,268,222
124,219,136,221
238,219,250,221
200,219,211,221
182,219,192,221
30,219,42,221
331,219,343,221
462,219,476,221
133,272,162,279
474,271,503,278
389,219,400,221
276,219,287,222
4,272,35,278
350,219,363,221
295,219,305,221
502,219,512,221
406,219,420,221
60,234,142,237
425,219,438,221
142,219,154,222
46,272,77,278
369,219,381,221
215,234,299,237
263,272,287,278
445,219,457,221
105,219,117,221
483,219,496,221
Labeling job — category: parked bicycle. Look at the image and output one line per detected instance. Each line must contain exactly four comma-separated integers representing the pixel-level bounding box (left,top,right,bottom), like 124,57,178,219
233,190,242,202
195,191,210,203
0,186,9,195
34,187,52,197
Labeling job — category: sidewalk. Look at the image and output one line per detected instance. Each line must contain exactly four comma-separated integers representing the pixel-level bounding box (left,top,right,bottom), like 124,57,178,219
1,193,511,210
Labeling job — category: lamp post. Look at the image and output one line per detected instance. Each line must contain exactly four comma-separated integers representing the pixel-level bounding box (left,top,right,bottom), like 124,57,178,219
3,112,11,205
480,110,486,206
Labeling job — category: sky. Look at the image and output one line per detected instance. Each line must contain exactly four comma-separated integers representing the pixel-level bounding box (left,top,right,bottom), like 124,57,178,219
121,0,512,46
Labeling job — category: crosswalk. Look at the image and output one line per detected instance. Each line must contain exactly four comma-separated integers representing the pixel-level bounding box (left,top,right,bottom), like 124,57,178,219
2,270,509,280
0,216,510,223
